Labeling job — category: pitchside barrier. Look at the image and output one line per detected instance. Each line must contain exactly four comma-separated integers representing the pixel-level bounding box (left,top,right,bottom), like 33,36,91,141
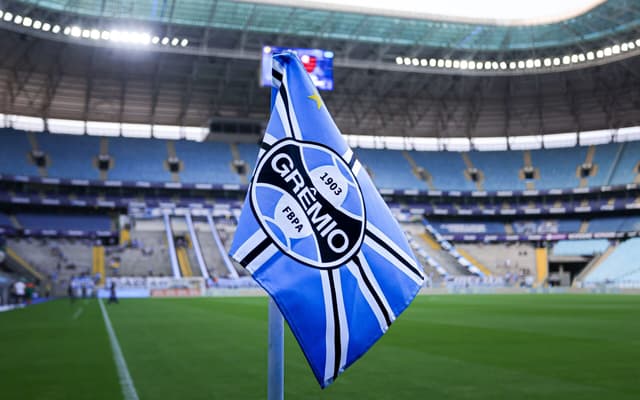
97,276,205,298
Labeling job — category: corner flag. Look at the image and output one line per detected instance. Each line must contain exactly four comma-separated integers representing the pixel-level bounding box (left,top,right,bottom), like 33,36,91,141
229,53,424,388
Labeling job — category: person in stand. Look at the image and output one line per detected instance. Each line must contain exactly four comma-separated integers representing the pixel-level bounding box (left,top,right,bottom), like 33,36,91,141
14,280,26,304
108,281,118,304
67,276,76,303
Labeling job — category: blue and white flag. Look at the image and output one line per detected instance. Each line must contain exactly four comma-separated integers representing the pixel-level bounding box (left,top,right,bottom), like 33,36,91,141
230,53,424,388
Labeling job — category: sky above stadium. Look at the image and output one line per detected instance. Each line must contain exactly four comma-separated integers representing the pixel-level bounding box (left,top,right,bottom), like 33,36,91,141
250,0,605,25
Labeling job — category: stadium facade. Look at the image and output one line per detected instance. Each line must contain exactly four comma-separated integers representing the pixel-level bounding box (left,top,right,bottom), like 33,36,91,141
1,0,640,300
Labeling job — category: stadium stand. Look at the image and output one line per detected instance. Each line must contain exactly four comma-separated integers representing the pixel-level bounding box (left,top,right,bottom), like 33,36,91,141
552,239,611,256
467,151,525,191
0,212,11,227
588,143,620,187
610,142,640,185
583,238,640,285
236,143,260,177
431,221,506,234
0,129,40,176
408,151,475,191
587,216,640,233
530,147,587,189
174,140,240,184
15,213,111,232
456,243,536,277
36,133,101,180
107,137,172,182
355,149,425,190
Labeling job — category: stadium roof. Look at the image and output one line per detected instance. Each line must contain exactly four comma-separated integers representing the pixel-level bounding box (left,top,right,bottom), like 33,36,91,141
0,0,639,138
8,0,640,52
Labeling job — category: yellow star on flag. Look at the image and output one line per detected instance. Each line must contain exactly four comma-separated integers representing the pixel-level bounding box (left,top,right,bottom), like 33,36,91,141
308,91,322,110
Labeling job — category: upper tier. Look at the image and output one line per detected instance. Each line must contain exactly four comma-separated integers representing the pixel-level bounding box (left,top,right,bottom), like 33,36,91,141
1,129,638,191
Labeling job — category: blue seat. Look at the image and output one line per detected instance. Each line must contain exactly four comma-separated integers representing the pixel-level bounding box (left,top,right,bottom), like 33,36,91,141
530,147,587,189
468,150,524,191
0,128,39,176
236,143,260,178
585,238,640,284
108,137,172,182
409,151,474,191
36,133,101,180
175,141,240,184
552,239,610,256
355,149,426,190
16,213,111,231
610,142,640,185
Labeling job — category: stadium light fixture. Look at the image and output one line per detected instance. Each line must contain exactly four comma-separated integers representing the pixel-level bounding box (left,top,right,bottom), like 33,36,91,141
453,60,460,68
484,61,491,70
586,51,594,60
553,57,561,66
437,59,444,67
636,39,640,47
13,14,23,25
403,57,411,65
22,17,32,27
612,44,620,54
3,12,13,22
81,29,91,39
63,26,70,35
596,49,604,58
70,26,81,37
603,47,612,56
420,58,428,66
628,42,636,50
517,60,525,69
0,10,3,19
499,61,507,70
51,25,60,33
101,30,110,40
543,58,551,67
152,36,161,45
42,23,51,32
475,61,483,70
562,55,570,64
444,59,452,68
621,43,628,52
525,59,533,68
171,37,179,46
429,58,436,67
571,54,578,63
33,20,42,29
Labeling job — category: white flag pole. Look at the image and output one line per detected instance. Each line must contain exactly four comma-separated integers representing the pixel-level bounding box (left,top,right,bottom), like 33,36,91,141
267,72,284,400
268,299,285,400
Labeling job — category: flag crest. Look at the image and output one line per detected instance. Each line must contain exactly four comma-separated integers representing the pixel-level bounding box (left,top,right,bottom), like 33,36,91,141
230,53,424,388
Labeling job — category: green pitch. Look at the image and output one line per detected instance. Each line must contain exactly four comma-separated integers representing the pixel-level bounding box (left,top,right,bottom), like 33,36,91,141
1,294,639,400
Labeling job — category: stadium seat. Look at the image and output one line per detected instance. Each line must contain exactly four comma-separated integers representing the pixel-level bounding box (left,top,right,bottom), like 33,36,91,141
552,239,610,256
107,137,172,182
355,149,427,190
584,237,640,284
174,141,241,184
0,129,40,176
16,213,112,232
36,133,101,180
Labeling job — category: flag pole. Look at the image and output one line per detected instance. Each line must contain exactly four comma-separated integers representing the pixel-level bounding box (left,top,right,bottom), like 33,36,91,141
267,73,284,400
268,299,285,400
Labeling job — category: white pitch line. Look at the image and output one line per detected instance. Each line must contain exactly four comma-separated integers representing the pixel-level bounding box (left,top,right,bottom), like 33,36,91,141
72,307,84,320
99,299,140,400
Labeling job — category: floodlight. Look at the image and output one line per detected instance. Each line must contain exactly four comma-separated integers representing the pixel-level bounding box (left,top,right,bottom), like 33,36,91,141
395,56,402,64
42,23,51,31
596,49,603,58
543,58,551,66
52,25,60,33
152,36,161,45
586,51,594,60
420,58,427,66
71,26,81,37
81,29,90,38
171,37,179,46
33,20,42,29
612,44,620,54
22,17,32,27
3,12,12,21
13,15,23,24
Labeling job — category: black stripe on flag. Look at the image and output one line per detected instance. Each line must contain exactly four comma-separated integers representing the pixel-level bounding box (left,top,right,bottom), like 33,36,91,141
260,141,272,152
348,156,356,169
327,270,341,382
272,69,283,83
278,85,297,139
239,237,271,267
366,230,423,279
352,255,392,327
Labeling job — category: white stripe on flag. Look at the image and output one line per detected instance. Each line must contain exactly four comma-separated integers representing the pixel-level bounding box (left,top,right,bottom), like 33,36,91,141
245,244,278,274
364,236,424,286
332,268,349,376
274,96,293,138
320,270,335,382
282,70,303,140
352,160,362,177
367,223,420,271
232,229,267,262
342,148,353,164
